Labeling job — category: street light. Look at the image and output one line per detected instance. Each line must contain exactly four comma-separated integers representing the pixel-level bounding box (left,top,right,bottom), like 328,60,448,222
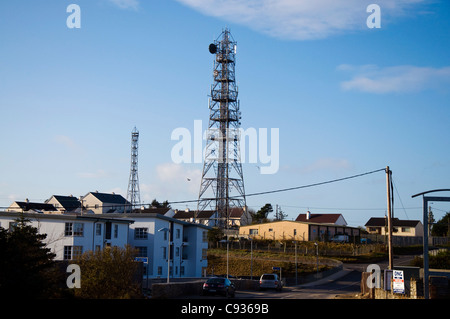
314,242,319,279
249,236,253,280
158,226,171,283
293,241,298,285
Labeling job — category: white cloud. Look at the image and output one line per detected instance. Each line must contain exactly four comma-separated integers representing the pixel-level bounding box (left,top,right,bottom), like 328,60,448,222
108,0,139,10
140,163,202,206
339,64,450,93
174,0,425,40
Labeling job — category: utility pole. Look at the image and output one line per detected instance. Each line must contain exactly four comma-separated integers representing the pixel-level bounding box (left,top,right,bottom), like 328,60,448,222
386,166,394,270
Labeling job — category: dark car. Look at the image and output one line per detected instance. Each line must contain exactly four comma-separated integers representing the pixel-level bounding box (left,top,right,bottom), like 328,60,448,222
202,277,236,297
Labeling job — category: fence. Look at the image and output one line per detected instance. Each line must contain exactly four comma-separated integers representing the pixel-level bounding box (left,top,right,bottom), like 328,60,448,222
211,240,383,257
364,234,450,246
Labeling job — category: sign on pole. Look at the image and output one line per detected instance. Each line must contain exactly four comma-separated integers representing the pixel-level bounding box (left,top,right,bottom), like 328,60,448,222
392,270,405,294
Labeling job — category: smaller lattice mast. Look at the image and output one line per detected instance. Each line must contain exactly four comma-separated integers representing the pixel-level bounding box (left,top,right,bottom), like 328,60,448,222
126,127,140,212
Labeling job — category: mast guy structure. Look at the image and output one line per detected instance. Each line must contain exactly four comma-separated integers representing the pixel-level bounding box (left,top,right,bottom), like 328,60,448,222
197,29,246,227
127,126,141,212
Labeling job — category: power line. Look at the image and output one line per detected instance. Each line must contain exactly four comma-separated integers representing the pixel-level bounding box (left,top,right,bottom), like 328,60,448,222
167,167,386,205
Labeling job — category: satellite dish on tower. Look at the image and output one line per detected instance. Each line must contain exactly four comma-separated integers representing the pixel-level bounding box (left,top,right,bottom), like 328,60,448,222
209,43,217,54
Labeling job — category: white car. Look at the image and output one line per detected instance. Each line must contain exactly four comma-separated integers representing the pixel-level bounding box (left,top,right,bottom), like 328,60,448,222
259,273,282,291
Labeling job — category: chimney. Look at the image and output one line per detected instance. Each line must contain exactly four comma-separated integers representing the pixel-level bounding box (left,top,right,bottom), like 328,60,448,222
306,211,311,220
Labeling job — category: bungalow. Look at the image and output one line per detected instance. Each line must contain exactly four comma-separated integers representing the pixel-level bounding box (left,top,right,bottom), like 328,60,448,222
365,217,423,237
172,207,252,228
240,219,360,242
295,211,347,226
81,191,130,214
45,195,81,213
7,200,57,214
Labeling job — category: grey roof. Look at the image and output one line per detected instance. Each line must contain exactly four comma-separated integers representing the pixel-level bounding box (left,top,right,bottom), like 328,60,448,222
87,192,130,205
49,195,80,211
13,202,57,212
365,217,421,227
0,211,134,224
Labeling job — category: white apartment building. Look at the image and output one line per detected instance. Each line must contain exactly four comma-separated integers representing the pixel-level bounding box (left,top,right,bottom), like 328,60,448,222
0,211,211,279
109,212,210,279
0,211,132,260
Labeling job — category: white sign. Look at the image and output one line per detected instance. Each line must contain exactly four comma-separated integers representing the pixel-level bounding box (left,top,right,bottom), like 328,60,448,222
392,270,405,294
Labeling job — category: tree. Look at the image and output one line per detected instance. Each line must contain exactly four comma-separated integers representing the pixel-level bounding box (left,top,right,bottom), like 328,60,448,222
151,199,171,209
0,213,59,298
251,204,273,223
73,245,142,299
431,212,450,237
208,227,224,246
274,206,288,221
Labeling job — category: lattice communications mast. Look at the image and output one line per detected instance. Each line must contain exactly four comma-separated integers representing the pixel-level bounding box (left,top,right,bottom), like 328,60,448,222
197,29,246,227
127,126,140,212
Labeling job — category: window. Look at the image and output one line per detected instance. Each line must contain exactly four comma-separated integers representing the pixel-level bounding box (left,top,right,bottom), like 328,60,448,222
96,223,102,236
157,266,162,276
135,228,148,239
401,227,411,233
181,266,185,276
176,247,180,257
73,223,84,236
64,246,72,260
249,229,258,235
293,229,297,236
268,228,273,232
202,248,207,260
114,224,119,238
63,246,82,260
176,228,180,239
65,223,73,236
136,246,147,257
202,231,207,242
162,247,167,259
73,246,83,259
65,223,84,236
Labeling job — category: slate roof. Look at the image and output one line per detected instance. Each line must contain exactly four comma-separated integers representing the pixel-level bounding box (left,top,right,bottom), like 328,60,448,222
49,195,80,211
87,192,130,205
13,201,57,212
295,213,343,224
365,217,421,227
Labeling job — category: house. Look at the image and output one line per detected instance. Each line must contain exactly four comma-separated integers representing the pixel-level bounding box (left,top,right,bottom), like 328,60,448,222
365,217,423,237
172,207,252,228
45,195,81,213
173,209,219,227
109,212,210,278
7,200,57,214
0,211,133,260
295,211,347,226
239,219,360,242
81,191,130,214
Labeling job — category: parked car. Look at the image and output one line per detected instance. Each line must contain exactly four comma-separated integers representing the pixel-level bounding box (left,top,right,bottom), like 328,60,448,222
259,273,282,291
202,277,236,297
330,234,349,243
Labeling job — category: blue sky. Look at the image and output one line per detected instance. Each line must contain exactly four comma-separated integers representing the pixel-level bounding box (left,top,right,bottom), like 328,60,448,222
1,0,449,227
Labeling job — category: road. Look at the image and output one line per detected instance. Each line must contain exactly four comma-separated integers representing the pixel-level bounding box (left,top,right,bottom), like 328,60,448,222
182,255,416,299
